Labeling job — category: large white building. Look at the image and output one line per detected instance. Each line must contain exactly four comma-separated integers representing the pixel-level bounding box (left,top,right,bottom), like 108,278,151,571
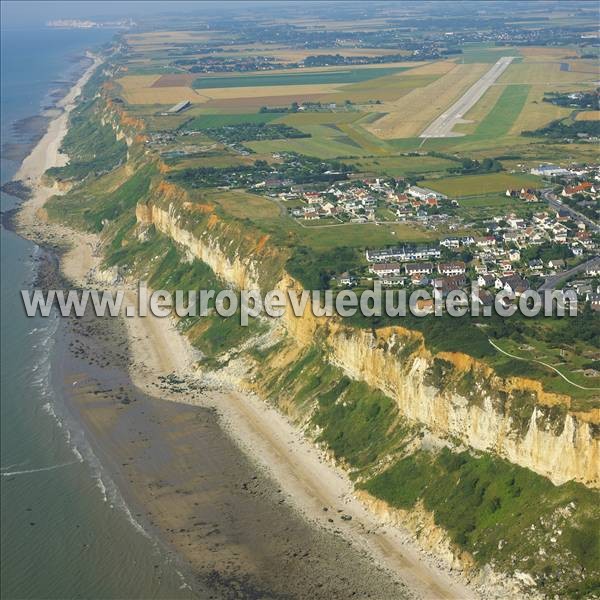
406,185,448,201
366,245,441,263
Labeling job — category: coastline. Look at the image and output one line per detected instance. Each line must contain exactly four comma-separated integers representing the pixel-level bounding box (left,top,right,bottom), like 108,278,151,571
13,52,484,600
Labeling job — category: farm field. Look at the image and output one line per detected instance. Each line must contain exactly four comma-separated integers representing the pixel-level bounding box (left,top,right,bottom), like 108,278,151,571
576,110,600,121
497,61,596,85
421,172,542,197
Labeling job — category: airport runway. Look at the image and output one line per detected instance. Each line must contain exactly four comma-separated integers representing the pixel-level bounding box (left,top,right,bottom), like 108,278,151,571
420,56,515,138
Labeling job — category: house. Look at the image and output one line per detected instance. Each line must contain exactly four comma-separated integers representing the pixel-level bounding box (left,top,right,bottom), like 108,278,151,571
475,236,496,248
572,246,584,257
585,259,600,277
405,262,434,276
440,237,460,250
304,192,322,204
548,259,566,270
521,190,539,203
475,289,495,307
508,249,521,262
303,210,320,220
473,261,488,275
528,259,544,271
478,273,496,288
438,261,466,276
507,216,526,229
433,275,467,297
589,293,600,312
381,275,405,287
369,262,403,276
562,182,594,197
337,272,357,287
366,245,441,263
496,275,530,295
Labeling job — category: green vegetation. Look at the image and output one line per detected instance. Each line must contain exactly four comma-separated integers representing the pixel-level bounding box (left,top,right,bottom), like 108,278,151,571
48,163,155,232
46,98,127,181
361,448,600,597
472,84,530,139
421,172,541,196
459,43,520,64
203,122,311,145
183,112,279,129
523,117,600,139
192,66,412,89
543,89,599,110
286,246,362,289
169,154,351,188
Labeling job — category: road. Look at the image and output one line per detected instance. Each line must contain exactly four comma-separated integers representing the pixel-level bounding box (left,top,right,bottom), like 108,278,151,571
542,188,600,234
420,56,515,138
538,255,599,291
489,339,600,391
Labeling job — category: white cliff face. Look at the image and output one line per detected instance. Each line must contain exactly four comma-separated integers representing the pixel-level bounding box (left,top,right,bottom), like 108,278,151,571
326,327,599,488
137,202,261,290
136,199,600,489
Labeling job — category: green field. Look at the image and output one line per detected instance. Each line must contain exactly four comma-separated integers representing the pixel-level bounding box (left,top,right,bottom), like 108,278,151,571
471,84,530,139
246,135,366,158
192,66,412,89
421,172,542,196
349,155,458,177
459,43,521,63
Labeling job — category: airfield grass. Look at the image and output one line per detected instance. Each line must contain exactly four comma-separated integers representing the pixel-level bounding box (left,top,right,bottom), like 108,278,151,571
459,43,521,64
349,155,458,177
192,66,412,89
470,84,530,139
421,172,542,197
246,135,367,158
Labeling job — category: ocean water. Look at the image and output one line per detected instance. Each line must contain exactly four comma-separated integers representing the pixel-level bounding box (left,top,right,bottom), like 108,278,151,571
1,28,192,599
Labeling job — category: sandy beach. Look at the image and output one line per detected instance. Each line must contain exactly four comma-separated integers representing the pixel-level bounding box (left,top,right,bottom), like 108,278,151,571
14,54,481,600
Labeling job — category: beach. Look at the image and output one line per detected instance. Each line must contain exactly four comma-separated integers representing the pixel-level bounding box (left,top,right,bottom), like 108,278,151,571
14,54,479,600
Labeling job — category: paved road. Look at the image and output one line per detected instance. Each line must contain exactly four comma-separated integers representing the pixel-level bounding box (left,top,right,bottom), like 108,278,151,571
420,56,515,138
542,188,600,234
538,255,599,291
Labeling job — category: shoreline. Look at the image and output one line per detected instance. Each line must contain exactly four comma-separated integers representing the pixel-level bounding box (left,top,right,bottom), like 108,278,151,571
13,51,484,600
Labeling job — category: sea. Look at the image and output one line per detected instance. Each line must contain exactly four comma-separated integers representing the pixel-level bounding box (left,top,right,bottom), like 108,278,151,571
0,27,193,599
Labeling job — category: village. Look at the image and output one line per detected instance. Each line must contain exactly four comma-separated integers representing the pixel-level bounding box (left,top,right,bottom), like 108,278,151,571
278,164,600,310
